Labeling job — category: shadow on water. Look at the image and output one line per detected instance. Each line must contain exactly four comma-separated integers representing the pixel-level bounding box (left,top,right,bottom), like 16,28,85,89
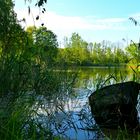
29,66,137,139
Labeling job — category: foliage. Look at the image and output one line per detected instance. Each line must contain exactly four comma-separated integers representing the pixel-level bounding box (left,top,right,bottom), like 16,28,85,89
126,43,140,63
26,26,58,66
1,0,140,139
56,33,129,66
0,1,77,139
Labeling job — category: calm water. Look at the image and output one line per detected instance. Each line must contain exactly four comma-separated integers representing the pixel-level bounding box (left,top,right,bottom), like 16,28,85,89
34,66,137,140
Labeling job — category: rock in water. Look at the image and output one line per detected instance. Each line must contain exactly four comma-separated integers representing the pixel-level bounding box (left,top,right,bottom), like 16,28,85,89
89,81,140,130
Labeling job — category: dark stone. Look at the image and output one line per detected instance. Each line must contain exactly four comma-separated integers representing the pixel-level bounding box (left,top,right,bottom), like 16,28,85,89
89,81,140,130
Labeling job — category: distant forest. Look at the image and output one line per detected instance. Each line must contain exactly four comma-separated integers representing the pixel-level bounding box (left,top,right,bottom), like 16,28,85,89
56,32,140,66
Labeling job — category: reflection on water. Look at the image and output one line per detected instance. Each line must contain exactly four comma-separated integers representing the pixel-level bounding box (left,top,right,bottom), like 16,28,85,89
34,89,102,140
33,66,136,140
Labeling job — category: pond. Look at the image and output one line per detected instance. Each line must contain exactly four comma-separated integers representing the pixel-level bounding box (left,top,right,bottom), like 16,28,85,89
33,66,137,140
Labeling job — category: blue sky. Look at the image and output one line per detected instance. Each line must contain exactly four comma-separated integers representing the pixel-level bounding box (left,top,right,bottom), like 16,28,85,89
47,0,139,17
14,0,140,45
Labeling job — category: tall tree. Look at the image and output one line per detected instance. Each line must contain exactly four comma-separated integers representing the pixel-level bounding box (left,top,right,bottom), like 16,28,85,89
32,27,58,66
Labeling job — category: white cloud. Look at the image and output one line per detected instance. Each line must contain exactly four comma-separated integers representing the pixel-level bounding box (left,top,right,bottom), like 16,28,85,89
95,18,126,23
15,8,127,30
14,7,130,42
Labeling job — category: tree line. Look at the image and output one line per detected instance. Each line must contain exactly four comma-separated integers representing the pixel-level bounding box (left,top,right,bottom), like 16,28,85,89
24,27,140,67
0,0,139,99
55,33,139,66
0,0,140,139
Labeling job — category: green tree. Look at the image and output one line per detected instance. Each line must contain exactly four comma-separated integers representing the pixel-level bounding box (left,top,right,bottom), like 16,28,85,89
0,0,27,55
113,47,128,64
70,32,82,48
126,43,140,63
91,42,102,64
30,26,58,66
106,47,114,64
68,33,90,65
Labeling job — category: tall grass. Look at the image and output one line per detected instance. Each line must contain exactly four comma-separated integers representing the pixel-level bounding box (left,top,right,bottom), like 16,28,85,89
0,51,139,139
0,48,77,140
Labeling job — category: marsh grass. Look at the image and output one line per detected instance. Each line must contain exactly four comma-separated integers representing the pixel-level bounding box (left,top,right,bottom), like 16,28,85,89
0,54,139,140
0,49,78,140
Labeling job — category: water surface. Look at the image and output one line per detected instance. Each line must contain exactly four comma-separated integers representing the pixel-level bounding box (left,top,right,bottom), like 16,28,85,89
35,66,136,139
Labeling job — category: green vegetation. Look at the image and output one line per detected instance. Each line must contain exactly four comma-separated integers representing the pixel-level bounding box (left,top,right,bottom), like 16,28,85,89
56,33,137,66
0,0,76,139
0,0,140,140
